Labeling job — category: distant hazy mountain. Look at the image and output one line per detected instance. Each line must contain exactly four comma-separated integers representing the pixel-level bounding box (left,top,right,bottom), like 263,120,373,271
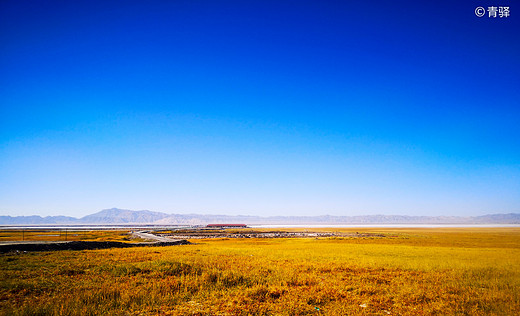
79,208,170,224
473,213,520,223
0,215,79,225
1,208,519,225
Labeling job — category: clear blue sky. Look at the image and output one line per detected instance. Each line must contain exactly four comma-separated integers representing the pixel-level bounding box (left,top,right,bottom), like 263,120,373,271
1,1,519,217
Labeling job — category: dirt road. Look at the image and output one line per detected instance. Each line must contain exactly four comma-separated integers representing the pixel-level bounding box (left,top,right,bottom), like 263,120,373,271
132,231,183,243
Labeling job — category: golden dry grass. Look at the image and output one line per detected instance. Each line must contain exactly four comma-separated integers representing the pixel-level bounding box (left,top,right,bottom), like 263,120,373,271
1,228,519,315
0,229,143,243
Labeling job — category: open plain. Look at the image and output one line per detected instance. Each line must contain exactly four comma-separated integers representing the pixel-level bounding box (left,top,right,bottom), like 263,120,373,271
0,227,519,315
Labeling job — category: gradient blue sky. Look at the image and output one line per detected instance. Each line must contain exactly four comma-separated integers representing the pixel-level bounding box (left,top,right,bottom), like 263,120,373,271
1,1,519,217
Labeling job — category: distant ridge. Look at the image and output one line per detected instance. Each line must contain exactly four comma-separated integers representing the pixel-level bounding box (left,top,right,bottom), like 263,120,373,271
80,208,170,224
0,215,79,225
1,208,520,225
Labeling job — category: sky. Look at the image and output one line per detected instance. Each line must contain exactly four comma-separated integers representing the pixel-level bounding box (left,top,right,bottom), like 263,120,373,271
1,1,519,217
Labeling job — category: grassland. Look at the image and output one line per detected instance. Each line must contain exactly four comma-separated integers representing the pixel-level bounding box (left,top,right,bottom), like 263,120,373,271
0,229,143,243
1,228,519,315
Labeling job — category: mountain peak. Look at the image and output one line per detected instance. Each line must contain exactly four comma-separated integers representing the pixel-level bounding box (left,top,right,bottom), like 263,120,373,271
80,208,170,224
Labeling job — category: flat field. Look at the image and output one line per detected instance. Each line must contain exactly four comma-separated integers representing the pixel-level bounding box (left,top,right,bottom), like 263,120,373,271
0,229,144,243
1,228,519,315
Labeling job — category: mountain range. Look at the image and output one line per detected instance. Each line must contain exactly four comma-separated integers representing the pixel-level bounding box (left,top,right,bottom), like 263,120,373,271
1,208,520,225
